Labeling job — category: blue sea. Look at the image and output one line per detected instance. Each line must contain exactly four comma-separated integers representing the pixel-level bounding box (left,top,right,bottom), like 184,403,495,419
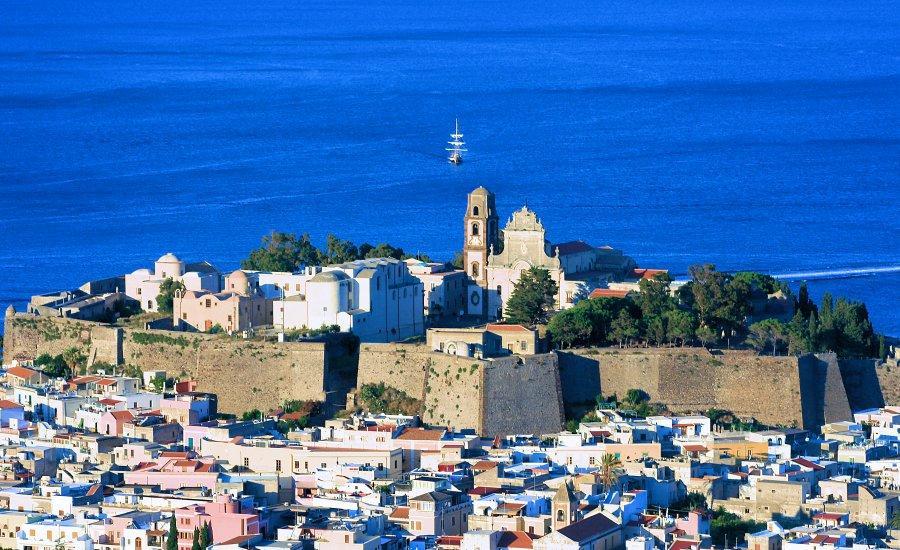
1,1,898,336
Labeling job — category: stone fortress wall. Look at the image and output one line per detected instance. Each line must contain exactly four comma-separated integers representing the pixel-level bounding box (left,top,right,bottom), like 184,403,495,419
3,314,890,434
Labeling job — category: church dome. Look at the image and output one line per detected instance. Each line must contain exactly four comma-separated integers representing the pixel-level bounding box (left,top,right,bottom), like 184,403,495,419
309,270,349,283
157,252,181,263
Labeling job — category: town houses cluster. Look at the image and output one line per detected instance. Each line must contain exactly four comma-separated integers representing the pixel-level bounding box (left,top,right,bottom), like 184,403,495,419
0,360,898,550
22,187,645,342
2,186,898,550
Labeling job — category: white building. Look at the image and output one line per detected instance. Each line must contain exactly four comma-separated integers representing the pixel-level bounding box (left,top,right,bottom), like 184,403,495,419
273,258,424,343
405,259,468,320
124,253,221,312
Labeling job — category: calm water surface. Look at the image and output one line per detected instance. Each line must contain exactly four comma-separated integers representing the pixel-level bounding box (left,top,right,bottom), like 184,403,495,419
1,1,898,335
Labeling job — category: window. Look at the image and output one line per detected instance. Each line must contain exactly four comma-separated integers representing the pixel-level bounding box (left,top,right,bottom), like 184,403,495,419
137,288,142,295
520,341,527,351
205,299,211,308
471,262,480,278
275,460,282,472
497,285,502,296
295,284,301,291
471,222,480,236
473,205,479,216
243,457,249,467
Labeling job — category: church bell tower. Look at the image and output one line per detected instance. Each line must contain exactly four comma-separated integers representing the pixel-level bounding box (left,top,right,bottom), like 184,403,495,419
464,187,500,317
464,187,500,287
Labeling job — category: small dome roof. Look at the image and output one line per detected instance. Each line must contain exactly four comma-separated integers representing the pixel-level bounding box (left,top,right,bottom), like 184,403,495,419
4,304,14,317
229,270,249,282
470,186,492,196
157,252,181,263
309,270,349,283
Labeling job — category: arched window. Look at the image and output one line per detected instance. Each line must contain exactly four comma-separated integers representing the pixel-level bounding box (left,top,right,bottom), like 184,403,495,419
471,222,480,236
471,262,480,278
472,205,479,216
557,510,565,522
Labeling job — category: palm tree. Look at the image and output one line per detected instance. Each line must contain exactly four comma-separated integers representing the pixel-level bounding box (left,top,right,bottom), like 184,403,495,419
600,453,622,491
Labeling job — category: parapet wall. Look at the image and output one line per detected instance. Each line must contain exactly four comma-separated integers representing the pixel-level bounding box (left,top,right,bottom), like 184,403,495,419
2,314,337,414
4,315,885,431
558,348,874,429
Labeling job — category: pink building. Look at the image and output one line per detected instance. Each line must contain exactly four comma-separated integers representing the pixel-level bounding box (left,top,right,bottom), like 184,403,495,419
123,454,220,491
98,410,135,436
173,494,260,550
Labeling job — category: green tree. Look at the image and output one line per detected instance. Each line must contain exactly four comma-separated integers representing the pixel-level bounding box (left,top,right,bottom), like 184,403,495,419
166,515,178,550
710,509,763,547
191,526,201,550
34,353,71,378
696,325,717,347
599,453,622,491
450,250,464,270
610,309,640,347
61,347,87,374
638,272,673,318
547,307,593,349
504,267,558,325
242,231,320,272
198,522,211,549
156,277,186,314
666,309,696,346
363,243,405,260
733,272,785,295
645,315,668,346
150,375,166,394
747,318,788,355
323,234,360,264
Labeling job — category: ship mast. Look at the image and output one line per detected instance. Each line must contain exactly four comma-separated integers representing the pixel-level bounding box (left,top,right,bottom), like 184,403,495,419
446,118,467,164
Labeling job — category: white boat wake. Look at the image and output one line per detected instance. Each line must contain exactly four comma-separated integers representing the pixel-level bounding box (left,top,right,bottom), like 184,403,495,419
769,266,900,281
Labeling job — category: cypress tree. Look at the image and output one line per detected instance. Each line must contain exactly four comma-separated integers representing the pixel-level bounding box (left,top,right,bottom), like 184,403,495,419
166,515,178,550
198,522,211,549
191,526,201,550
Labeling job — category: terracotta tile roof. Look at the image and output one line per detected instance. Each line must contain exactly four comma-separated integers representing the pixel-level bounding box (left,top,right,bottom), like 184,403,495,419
389,506,409,520
814,512,846,521
495,502,526,516
633,268,669,280
396,428,445,441
792,457,824,471
589,288,630,299
0,399,23,410
70,375,101,384
682,445,708,453
109,410,135,422
98,398,121,406
97,378,118,386
472,460,499,471
497,531,535,548
437,535,463,546
6,366,39,379
670,539,701,550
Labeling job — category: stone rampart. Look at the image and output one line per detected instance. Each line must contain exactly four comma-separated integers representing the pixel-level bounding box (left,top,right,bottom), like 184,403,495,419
2,314,336,415
4,315,887,431
481,353,565,437
558,348,871,429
